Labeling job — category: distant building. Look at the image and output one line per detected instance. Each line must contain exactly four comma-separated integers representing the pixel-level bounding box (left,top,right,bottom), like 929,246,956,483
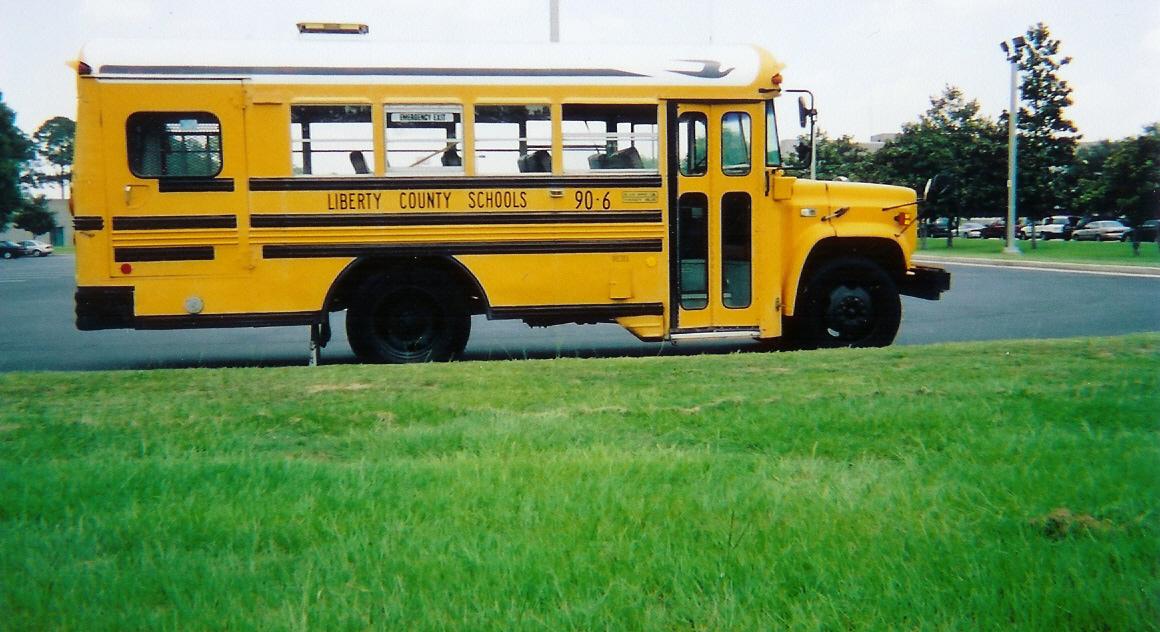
0,199,71,246
863,133,899,154
777,133,900,164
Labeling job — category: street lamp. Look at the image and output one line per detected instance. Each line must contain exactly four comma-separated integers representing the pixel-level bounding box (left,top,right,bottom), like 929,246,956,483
1000,36,1026,255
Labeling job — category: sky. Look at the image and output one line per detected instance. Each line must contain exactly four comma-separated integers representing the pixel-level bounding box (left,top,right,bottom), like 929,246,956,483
1,0,1157,142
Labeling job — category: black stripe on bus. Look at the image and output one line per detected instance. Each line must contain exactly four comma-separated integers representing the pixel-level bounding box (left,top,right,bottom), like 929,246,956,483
114,246,216,262
134,311,320,330
99,65,649,79
74,216,104,231
113,215,237,230
489,302,664,320
262,239,663,259
250,211,662,228
249,175,663,192
157,178,235,193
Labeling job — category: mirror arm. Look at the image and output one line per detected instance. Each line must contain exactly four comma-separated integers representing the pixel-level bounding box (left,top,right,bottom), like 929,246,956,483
882,200,920,212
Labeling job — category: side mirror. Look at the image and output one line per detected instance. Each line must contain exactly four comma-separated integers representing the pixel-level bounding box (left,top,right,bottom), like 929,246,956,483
921,174,954,217
797,95,810,128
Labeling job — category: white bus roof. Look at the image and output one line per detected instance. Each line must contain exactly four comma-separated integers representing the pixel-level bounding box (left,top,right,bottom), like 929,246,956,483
78,39,784,90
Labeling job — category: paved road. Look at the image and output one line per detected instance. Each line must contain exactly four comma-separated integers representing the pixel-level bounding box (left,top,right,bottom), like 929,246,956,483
1,254,1157,371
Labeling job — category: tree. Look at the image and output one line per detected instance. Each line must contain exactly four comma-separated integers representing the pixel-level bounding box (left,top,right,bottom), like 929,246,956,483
869,86,1007,225
13,195,57,238
1075,124,1160,228
1009,23,1080,220
1072,140,1116,216
0,91,32,229
784,130,874,182
31,116,75,199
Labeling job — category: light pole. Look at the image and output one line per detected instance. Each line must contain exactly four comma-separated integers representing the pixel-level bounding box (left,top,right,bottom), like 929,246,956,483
1000,36,1025,255
550,0,559,42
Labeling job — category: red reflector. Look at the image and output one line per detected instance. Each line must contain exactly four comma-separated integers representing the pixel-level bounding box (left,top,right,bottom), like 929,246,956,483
120,263,132,274
894,212,911,225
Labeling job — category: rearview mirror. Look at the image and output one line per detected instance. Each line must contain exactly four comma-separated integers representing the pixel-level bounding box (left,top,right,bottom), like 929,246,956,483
797,96,810,128
921,174,954,216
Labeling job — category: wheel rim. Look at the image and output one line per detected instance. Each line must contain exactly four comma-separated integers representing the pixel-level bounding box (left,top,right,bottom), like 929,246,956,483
824,284,874,341
372,290,441,357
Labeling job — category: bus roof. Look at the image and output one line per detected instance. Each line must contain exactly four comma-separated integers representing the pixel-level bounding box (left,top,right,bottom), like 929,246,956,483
78,39,784,92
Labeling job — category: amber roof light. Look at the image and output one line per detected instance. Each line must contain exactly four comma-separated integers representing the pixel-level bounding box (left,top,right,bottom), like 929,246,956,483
296,22,369,35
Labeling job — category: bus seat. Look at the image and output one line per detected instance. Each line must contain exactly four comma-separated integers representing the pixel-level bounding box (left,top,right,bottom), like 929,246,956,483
609,146,643,169
349,151,370,174
518,150,551,173
588,153,610,169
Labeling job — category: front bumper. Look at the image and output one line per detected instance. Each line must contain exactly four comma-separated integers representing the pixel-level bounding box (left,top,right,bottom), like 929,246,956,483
898,266,951,300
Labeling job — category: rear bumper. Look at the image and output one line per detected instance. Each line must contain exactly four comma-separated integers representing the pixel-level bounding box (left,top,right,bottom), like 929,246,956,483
898,265,951,301
76,286,135,330
76,285,320,331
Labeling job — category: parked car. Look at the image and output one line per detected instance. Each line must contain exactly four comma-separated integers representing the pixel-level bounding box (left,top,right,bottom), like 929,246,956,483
925,217,953,238
978,220,1007,239
18,240,53,256
1071,220,1130,241
957,222,986,238
1018,215,1080,240
0,240,34,259
1124,219,1159,243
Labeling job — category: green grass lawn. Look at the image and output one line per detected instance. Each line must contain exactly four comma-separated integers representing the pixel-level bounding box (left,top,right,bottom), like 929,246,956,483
2,335,1158,630
917,236,1160,266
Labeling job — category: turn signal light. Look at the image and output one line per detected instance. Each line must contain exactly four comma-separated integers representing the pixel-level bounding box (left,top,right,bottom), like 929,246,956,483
894,212,911,225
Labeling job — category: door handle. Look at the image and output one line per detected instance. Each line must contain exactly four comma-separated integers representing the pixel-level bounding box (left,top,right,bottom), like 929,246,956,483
123,184,148,208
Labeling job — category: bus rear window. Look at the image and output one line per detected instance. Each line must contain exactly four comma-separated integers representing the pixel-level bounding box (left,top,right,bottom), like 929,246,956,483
126,112,222,178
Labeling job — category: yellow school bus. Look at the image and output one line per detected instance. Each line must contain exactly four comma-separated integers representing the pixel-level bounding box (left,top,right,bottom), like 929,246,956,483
71,30,949,362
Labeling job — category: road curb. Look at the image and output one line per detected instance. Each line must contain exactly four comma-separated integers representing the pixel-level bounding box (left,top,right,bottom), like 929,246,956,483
913,254,1160,277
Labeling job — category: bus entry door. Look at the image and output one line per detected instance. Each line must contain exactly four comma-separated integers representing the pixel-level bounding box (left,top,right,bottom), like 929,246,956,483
671,102,766,332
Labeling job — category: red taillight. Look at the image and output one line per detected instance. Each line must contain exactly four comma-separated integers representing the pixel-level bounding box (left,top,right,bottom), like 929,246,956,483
894,212,911,225
120,263,132,275
77,62,92,76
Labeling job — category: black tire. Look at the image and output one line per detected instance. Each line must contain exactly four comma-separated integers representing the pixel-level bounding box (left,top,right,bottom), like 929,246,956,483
345,268,470,363
33,250,43,257
1,252,11,259
786,257,901,349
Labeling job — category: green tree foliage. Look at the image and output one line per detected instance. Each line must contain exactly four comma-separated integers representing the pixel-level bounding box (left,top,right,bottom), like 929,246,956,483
870,86,1006,220
0,91,32,229
13,195,57,237
785,131,874,182
31,116,75,199
1010,23,1080,219
1074,124,1160,226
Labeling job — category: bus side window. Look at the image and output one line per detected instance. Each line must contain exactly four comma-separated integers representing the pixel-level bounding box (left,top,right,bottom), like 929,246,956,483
385,105,464,174
721,111,752,176
677,112,707,176
562,104,658,173
475,105,551,174
126,112,222,178
290,105,373,176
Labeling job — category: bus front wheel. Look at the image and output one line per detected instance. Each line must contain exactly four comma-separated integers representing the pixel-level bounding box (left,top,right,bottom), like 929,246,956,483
346,269,470,363
787,257,901,349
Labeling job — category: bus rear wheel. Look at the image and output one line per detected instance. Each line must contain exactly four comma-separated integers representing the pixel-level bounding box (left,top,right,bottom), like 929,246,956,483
787,257,901,349
346,269,470,363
